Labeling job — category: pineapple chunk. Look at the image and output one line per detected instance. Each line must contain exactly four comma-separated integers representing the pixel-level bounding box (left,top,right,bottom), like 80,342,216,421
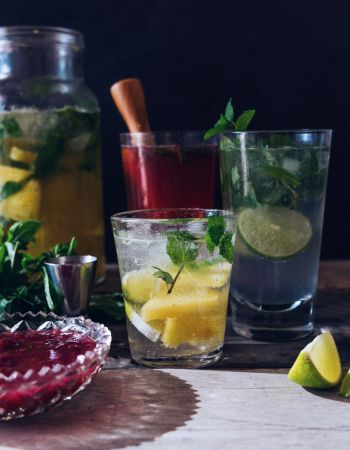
0,165,40,220
185,261,232,289
9,146,37,165
1,179,41,221
141,289,221,321
122,269,158,304
0,164,32,183
161,314,226,348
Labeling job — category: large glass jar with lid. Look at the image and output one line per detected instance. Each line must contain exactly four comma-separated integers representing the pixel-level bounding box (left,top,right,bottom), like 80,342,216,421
0,26,105,280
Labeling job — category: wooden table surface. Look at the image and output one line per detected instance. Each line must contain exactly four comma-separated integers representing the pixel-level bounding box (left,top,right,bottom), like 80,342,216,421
1,261,350,450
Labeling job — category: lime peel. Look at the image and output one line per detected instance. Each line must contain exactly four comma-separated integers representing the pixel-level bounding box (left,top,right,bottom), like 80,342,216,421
288,331,342,389
125,302,160,343
339,370,350,397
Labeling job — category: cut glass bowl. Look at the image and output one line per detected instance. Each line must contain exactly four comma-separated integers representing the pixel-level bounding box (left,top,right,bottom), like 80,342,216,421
0,312,111,420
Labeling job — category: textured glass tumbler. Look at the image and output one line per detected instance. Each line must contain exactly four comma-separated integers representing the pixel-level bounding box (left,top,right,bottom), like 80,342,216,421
111,208,234,368
219,130,332,341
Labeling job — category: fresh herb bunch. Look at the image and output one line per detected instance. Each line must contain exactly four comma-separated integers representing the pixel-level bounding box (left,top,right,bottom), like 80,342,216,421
204,99,256,140
0,220,76,314
153,216,233,293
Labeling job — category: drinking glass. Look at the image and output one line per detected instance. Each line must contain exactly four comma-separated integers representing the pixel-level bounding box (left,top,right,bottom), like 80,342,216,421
111,208,234,367
219,130,332,341
120,131,217,209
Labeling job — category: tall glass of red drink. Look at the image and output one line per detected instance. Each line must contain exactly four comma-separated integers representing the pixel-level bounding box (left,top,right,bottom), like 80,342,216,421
120,131,217,209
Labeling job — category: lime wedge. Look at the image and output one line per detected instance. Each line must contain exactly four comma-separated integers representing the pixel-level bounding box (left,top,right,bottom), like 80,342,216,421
125,302,161,343
238,206,312,259
288,332,342,388
339,370,350,397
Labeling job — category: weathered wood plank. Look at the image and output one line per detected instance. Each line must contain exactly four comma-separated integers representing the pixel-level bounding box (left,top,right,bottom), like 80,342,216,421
129,369,350,450
1,369,349,450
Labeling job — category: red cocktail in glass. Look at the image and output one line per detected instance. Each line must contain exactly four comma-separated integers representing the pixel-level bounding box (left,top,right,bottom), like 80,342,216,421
120,132,217,209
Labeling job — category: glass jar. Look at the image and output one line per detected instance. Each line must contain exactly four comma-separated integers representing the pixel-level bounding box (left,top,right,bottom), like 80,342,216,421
0,26,105,280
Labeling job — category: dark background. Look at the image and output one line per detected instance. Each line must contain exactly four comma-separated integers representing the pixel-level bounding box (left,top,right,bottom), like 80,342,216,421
1,0,349,261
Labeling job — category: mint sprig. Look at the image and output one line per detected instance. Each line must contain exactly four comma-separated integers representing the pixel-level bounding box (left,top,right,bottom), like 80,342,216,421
204,99,256,140
152,267,174,292
0,220,76,315
205,216,234,263
153,220,234,294
153,232,199,294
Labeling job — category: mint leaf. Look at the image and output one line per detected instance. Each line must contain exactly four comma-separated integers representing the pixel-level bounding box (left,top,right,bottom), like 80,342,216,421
205,233,215,254
224,98,234,122
35,131,64,178
153,266,174,290
154,231,199,294
67,237,77,255
166,231,199,266
244,182,259,208
231,166,240,188
204,127,221,141
89,292,125,323
42,267,55,310
265,165,301,189
204,114,231,140
1,117,23,137
207,215,225,246
215,113,230,129
7,220,41,247
235,109,256,131
0,181,25,201
205,100,255,140
219,232,234,263
5,242,19,268
205,215,234,263
0,244,6,272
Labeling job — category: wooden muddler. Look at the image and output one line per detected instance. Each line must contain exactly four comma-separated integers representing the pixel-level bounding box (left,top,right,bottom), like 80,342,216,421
110,78,151,132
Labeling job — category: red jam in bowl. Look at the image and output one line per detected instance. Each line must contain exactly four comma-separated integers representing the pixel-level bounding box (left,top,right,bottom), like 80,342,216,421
0,329,96,376
0,329,101,420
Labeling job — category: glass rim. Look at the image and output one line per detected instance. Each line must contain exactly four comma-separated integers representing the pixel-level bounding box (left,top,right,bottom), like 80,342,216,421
0,26,84,48
120,130,208,138
111,208,234,223
220,129,332,135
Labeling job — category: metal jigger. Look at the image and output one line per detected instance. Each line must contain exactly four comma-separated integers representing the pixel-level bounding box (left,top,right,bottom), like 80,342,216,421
44,255,97,316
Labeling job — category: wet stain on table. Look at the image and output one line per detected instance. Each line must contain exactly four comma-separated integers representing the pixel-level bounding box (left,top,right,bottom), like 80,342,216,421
0,369,199,450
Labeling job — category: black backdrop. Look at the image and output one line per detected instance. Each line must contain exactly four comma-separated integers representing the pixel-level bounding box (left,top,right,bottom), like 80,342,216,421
1,0,349,261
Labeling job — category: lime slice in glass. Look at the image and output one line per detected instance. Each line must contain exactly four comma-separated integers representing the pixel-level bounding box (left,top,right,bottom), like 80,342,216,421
125,302,161,343
237,206,312,259
122,269,156,304
288,331,342,389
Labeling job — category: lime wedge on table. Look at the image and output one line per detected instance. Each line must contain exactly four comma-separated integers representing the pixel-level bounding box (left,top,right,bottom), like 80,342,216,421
124,302,161,343
339,369,350,397
339,370,350,397
238,206,312,259
288,332,342,388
